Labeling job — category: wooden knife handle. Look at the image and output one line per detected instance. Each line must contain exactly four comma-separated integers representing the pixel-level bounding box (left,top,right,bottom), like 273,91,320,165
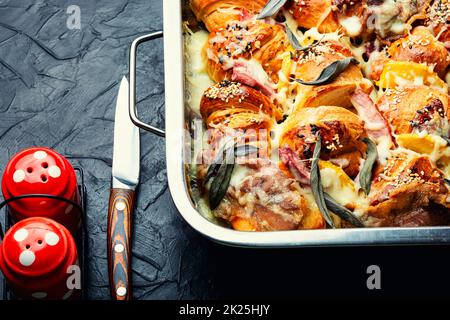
107,188,135,300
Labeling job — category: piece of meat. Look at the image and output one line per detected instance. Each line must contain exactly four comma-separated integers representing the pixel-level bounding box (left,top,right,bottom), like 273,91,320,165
350,88,394,145
213,159,324,231
278,147,311,187
231,59,276,98
392,205,450,227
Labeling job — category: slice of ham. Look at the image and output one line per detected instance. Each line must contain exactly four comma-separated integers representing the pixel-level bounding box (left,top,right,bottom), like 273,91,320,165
279,147,311,187
231,59,276,98
351,88,395,146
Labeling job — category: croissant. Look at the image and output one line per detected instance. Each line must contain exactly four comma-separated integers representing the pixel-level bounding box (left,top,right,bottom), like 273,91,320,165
385,27,450,79
377,86,450,135
287,0,339,33
204,19,289,88
213,159,325,231
426,0,450,43
280,106,367,178
367,152,450,227
370,27,449,81
190,0,267,31
292,40,372,110
200,81,282,152
287,0,367,36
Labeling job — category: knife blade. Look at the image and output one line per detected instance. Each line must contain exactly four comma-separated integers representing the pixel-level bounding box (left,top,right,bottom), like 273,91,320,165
107,76,139,300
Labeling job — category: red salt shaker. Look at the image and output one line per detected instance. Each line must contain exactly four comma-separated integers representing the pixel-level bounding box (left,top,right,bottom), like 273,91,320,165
1,147,81,233
0,217,81,300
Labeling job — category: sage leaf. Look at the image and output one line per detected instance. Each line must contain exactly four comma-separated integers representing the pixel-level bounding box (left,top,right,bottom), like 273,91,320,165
206,143,259,210
204,138,235,184
257,0,288,19
285,23,302,50
209,148,235,210
324,193,365,227
204,163,221,185
310,134,335,228
234,145,259,157
359,138,378,195
296,57,359,86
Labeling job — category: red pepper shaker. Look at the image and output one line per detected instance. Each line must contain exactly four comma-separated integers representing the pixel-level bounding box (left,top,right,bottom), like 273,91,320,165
0,217,81,300
1,147,81,233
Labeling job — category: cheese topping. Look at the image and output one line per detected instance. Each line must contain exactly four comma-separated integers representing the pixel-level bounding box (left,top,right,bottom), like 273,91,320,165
185,30,214,114
185,0,450,230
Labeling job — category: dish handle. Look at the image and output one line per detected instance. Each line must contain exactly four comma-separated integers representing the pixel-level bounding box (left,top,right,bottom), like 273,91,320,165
129,31,166,138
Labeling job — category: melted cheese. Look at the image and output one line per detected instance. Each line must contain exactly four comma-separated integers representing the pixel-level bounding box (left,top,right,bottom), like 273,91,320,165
368,0,413,37
299,27,341,45
186,4,450,229
185,30,214,115
320,167,358,205
283,10,302,40
319,165,369,218
339,16,362,37
377,135,393,165
230,164,251,187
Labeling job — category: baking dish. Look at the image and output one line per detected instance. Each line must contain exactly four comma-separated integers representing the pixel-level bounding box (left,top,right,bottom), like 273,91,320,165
128,0,450,247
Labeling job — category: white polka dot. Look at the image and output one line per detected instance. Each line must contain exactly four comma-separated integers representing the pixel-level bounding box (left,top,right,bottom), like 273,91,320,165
44,232,59,246
115,201,126,211
13,228,29,242
33,151,47,160
62,290,73,300
114,244,124,253
48,165,61,178
31,292,47,299
116,286,127,297
13,170,25,183
19,250,35,267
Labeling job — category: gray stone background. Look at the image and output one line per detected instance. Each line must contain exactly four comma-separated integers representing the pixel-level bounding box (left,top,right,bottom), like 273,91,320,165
1,0,449,300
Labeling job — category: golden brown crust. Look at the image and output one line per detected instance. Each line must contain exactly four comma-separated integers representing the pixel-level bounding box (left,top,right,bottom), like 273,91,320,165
377,86,450,135
204,19,289,83
387,27,450,78
200,81,282,126
280,106,367,177
200,81,281,153
288,0,367,35
368,153,450,226
425,0,450,43
288,0,340,33
293,40,372,109
190,0,267,31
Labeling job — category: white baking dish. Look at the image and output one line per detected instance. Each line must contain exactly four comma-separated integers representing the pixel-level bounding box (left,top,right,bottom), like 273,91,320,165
128,0,450,247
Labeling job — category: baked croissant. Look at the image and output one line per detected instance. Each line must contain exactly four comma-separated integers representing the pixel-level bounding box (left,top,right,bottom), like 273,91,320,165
426,0,450,43
377,86,450,135
190,0,267,31
280,106,367,178
287,0,367,36
204,19,289,92
213,159,325,231
200,81,282,152
370,27,450,81
287,0,339,33
385,27,450,79
367,152,450,227
292,40,372,110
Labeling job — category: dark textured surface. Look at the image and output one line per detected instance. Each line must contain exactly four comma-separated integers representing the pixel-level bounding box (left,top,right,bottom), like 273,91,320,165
1,0,450,301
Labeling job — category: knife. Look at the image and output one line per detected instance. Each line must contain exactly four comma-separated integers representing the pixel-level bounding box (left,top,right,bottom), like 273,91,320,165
107,76,140,300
